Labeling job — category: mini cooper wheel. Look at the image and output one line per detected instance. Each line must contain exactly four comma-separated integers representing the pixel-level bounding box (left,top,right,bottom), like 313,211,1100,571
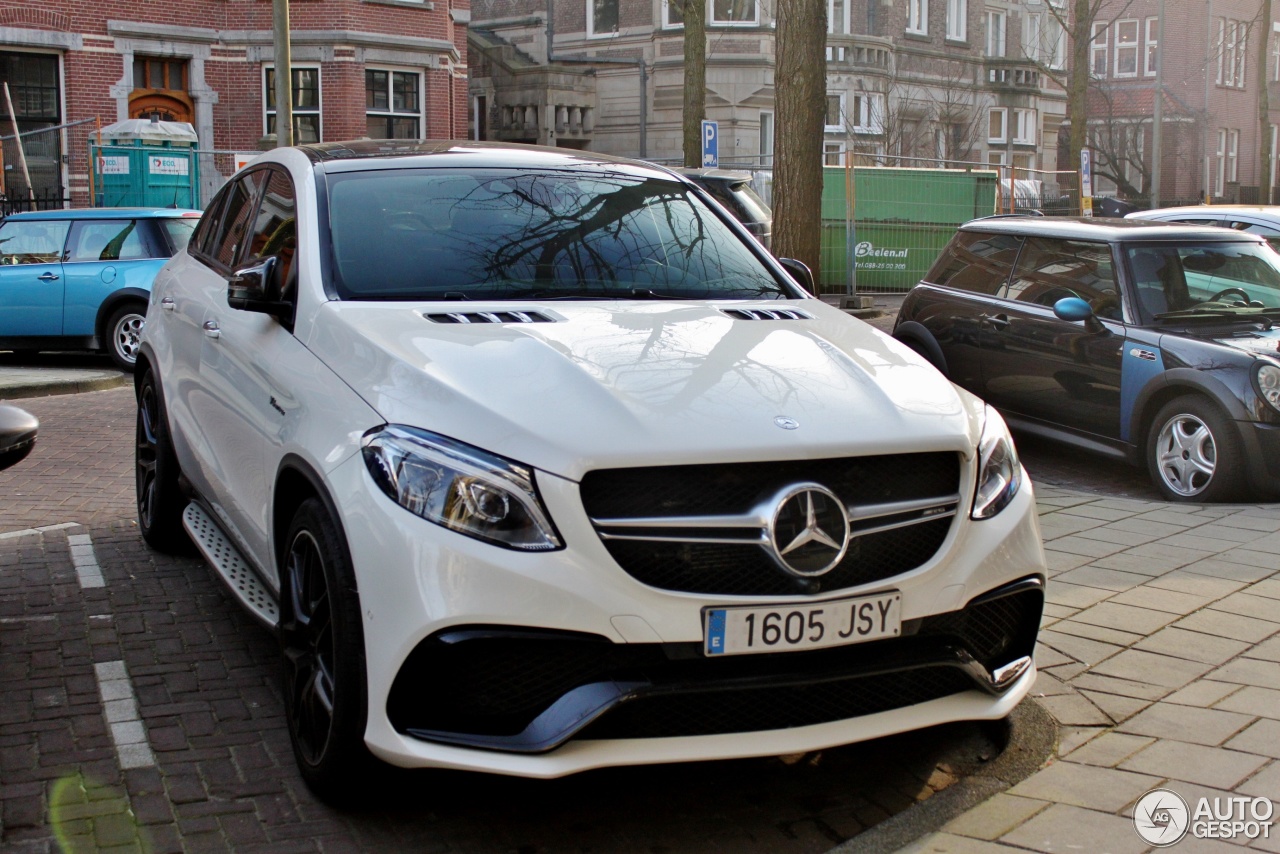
1146,395,1245,502
107,304,146,372
136,370,193,553
280,498,374,801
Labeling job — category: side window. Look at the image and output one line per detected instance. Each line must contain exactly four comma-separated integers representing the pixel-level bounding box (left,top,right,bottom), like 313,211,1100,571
209,170,266,270
190,193,224,257
1227,221,1280,250
66,220,150,262
925,231,1022,295
0,220,71,266
243,168,298,298
1005,237,1122,320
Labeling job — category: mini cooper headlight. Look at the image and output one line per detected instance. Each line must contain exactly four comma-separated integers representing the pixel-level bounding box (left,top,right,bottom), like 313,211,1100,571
973,406,1022,520
1255,361,1280,414
362,426,562,551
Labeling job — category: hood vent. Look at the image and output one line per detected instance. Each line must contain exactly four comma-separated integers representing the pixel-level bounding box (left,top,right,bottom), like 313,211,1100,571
721,307,812,321
424,310,554,324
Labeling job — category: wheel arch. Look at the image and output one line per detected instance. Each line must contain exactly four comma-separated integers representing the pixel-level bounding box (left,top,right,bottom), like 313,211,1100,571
96,288,151,344
893,320,950,376
273,454,356,590
1131,369,1249,456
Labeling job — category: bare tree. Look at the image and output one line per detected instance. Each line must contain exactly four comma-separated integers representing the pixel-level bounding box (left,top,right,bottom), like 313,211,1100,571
773,0,827,282
1259,0,1274,203
680,0,707,168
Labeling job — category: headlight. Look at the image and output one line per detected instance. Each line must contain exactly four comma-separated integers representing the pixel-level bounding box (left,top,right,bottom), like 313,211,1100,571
362,426,562,551
972,406,1022,520
1255,361,1280,414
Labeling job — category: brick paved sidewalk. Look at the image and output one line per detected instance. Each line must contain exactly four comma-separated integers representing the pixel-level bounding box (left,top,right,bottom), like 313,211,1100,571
899,486,1280,854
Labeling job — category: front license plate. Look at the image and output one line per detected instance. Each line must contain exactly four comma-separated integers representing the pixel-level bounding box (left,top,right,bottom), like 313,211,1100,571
703,591,902,656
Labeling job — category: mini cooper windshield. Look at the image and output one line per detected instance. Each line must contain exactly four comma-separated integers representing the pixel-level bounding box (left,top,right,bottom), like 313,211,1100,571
326,168,791,301
1126,241,1280,321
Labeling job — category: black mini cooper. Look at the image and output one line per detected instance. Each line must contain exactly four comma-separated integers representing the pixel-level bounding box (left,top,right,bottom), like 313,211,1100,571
894,217,1280,502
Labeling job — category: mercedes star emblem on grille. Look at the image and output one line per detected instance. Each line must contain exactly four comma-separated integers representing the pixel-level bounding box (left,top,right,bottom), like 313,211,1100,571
767,484,850,577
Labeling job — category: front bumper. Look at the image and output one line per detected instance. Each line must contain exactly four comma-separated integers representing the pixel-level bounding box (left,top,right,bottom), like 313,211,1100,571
330,451,1047,777
1238,419,1280,497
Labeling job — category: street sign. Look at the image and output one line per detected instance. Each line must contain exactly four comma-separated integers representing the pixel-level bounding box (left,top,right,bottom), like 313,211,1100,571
1079,148,1094,217
702,120,718,168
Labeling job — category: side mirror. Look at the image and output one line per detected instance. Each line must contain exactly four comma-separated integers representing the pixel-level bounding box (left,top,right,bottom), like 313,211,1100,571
1053,297,1094,323
0,404,38,471
777,257,815,294
228,256,294,327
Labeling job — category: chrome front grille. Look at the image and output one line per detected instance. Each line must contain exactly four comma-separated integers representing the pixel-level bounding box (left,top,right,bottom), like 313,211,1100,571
580,453,962,596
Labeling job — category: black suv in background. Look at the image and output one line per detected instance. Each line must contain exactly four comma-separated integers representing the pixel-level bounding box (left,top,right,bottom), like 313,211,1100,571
894,217,1280,502
675,168,772,250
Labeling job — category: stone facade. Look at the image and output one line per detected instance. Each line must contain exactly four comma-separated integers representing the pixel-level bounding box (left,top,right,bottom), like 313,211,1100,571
467,0,1067,180
0,0,469,206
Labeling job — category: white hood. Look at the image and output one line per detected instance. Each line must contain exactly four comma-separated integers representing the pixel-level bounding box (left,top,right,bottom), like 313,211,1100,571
307,300,981,480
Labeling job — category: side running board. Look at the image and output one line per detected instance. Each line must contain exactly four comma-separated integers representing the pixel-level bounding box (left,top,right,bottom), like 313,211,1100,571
183,503,280,630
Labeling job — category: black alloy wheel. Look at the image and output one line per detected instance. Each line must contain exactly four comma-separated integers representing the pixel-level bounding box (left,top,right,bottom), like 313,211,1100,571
136,370,192,553
279,498,374,801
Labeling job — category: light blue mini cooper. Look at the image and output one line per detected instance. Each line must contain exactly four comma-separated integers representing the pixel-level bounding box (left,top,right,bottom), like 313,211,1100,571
0,207,201,370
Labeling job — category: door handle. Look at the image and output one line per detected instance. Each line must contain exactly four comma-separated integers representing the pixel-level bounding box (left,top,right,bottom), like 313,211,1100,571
161,297,175,312
37,272,59,282
982,313,1010,330
202,320,221,339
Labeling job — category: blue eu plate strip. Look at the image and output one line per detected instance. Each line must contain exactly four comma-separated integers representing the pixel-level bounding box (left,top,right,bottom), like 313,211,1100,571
706,609,727,655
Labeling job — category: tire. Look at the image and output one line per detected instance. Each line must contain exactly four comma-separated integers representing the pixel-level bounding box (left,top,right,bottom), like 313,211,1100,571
279,498,376,802
106,304,146,372
136,370,194,553
1145,395,1246,502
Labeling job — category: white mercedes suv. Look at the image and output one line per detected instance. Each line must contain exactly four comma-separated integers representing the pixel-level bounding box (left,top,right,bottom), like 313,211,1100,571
136,141,1046,801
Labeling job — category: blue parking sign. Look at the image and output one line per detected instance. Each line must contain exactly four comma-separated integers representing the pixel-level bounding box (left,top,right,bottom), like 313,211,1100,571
701,120,718,168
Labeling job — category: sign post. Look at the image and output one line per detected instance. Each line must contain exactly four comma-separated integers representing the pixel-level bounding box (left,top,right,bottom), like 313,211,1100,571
1079,148,1094,217
701,120,718,168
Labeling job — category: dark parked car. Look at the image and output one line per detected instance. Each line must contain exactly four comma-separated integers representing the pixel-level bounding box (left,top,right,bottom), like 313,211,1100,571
674,167,772,250
0,207,201,370
894,217,1280,502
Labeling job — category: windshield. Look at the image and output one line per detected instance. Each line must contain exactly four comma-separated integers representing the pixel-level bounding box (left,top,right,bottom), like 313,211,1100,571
326,168,791,301
1125,241,1280,320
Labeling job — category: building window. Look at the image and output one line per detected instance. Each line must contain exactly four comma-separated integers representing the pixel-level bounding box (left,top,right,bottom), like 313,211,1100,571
130,57,192,123
988,108,1007,144
1013,109,1036,145
712,0,757,25
365,69,421,139
824,93,845,132
0,51,62,198
985,9,1005,57
988,151,1007,167
1228,128,1239,184
1023,13,1042,63
1272,27,1280,82
1144,17,1158,76
1219,19,1248,88
588,0,619,36
663,0,684,28
1216,129,1226,196
1114,19,1139,77
828,0,850,34
759,110,774,167
824,142,845,166
1091,22,1108,77
850,93,883,134
907,0,927,35
946,0,966,41
265,66,321,144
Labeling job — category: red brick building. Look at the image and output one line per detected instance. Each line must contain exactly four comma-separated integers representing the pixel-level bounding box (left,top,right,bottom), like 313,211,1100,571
0,0,469,207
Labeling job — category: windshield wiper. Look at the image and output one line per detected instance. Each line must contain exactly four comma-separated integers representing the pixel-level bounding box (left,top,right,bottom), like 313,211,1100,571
1154,308,1273,329
503,288,685,300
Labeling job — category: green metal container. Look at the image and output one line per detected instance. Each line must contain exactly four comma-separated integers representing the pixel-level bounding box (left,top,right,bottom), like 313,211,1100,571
819,166,999,292
92,120,200,209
